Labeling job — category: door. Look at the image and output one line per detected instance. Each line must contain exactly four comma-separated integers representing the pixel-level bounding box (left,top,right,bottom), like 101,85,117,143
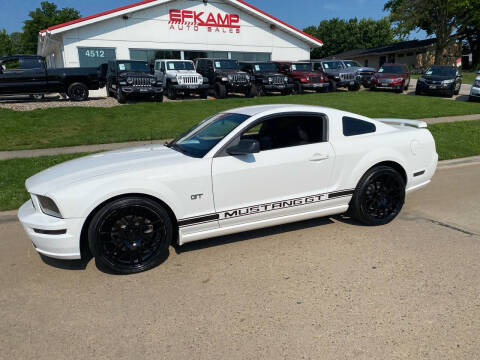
0,57,47,94
212,114,335,228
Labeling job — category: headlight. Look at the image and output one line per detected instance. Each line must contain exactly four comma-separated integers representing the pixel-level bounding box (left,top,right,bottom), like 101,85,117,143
228,74,233,81
119,81,127,85
395,78,403,82
171,77,178,83
221,77,228,82
284,77,289,83
268,77,273,83
149,78,156,85
126,77,133,84
36,195,62,218
198,77,203,84
442,79,455,85
334,75,340,80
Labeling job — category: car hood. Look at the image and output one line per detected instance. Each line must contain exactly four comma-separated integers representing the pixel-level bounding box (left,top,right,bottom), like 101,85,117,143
119,71,154,78
290,70,319,76
323,68,356,75
351,66,376,73
26,145,188,195
374,73,405,79
216,70,247,76
422,75,454,81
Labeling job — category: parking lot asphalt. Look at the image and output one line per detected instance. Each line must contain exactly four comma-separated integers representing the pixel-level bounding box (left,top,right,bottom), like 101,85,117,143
1,163,479,359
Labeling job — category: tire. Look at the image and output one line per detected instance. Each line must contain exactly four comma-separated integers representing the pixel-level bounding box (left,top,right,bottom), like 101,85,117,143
215,83,227,99
348,84,360,91
293,82,304,95
107,87,114,97
395,84,404,94
404,78,410,90
154,94,164,103
447,89,454,98
167,85,177,100
88,197,173,274
200,89,209,99
370,85,376,91
117,90,126,104
415,87,421,96
469,96,475,102
349,166,406,226
328,80,337,92
246,84,257,98
67,82,89,101
281,89,292,96
257,85,265,97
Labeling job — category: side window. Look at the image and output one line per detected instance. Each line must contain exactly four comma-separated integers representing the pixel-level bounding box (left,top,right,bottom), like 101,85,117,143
313,63,322,71
240,115,326,151
342,116,376,136
20,58,44,70
160,61,165,72
3,59,20,70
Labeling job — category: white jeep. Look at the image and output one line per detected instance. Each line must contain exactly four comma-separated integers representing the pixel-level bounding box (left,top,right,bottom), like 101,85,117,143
155,59,209,100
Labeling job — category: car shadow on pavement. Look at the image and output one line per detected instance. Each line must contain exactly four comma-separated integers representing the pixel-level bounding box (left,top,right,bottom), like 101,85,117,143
173,217,335,254
40,253,92,271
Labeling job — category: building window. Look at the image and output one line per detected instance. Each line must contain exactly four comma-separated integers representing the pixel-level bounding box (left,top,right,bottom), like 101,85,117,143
230,52,271,61
130,49,181,65
78,47,116,67
184,51,228,61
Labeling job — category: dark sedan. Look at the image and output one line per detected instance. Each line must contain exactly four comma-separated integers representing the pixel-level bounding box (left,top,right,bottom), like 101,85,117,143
415,66,462,98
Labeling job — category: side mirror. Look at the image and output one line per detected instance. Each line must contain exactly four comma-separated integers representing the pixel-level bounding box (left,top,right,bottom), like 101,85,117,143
227,139,260,156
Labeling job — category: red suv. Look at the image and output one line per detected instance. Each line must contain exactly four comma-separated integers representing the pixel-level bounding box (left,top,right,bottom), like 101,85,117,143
371,63,410,93
273,61,329,94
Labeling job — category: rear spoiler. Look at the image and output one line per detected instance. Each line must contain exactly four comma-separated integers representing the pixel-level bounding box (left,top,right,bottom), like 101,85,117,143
375,118,428,129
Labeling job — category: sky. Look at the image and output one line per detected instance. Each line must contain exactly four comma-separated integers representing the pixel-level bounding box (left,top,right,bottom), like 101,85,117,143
1,0,390,33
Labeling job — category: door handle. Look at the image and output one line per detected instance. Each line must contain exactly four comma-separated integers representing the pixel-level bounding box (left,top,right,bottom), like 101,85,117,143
309,153,329,162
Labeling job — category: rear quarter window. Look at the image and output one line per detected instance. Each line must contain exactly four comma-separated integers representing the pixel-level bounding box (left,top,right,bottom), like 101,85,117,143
342,116,376,136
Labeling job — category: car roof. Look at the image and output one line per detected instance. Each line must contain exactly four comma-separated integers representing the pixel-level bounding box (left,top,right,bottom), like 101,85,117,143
225,104,335,116
381,63,407,67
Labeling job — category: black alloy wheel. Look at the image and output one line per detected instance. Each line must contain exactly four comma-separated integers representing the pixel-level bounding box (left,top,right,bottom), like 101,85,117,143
88,197,172,274
167,85,177,100
349,166,405,226
67,82,89,101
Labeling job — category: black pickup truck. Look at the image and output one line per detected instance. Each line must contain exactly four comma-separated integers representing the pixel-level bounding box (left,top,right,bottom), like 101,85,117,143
0,55,106,101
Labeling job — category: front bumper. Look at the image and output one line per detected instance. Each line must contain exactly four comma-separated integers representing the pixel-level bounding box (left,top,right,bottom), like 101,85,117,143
172,83,209,91
335,80,359,88
18,200,83,260
470,87,480,98
225,82,252,92
372,81,403,90
262,83,294,91
302,82,329,90
416,82,454,94
120,86,164,95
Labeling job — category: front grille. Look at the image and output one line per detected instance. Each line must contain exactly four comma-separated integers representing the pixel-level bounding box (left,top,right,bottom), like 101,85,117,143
132,77,150,87
425,79,442,85
310,76,323,83
231,74,248,83
178,75,201,85
359,71,374,76
340,73,355,81
272,75,284,85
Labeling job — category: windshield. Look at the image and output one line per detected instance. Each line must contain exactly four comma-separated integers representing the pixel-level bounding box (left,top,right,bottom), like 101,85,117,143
322,61,344,70
252,63,278,72
425,66,456,77
167,61,195,71
291,63,312,71
344,60,361,68
117,61,150,73
169,113,250,158
378,66,404,74
214,60,239,70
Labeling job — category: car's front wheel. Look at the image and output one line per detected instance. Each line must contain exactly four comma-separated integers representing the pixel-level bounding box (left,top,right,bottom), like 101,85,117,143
349,166,405,226
88,197,173,274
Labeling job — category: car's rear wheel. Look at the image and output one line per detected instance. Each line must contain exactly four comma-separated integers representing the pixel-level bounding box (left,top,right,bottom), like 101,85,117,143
68,82,89,101
88,197,173,274
349,166,405,226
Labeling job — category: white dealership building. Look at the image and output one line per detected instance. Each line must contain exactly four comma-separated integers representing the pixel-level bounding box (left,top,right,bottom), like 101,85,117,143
37,0,323,69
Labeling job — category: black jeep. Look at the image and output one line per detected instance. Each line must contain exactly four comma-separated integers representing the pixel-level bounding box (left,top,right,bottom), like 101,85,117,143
106,60,164,104
239,61,294,96
195,58,256,98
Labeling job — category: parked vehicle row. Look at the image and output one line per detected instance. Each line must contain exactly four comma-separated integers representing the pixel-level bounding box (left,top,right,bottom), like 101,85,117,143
1,55,478,103
470,72,480,102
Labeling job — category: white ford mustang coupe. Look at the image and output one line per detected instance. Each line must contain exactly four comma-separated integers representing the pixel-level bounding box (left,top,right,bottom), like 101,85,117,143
18,105,438,274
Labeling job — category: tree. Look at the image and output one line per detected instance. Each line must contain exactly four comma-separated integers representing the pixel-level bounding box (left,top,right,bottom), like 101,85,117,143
453,0,480,67
0,29,13,57
22,1,80,54
304,17,396,59
9,32,24,54
384,0,457,64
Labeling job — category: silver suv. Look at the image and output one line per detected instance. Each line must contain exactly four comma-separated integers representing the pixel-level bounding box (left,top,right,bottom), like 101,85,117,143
155,59,209,99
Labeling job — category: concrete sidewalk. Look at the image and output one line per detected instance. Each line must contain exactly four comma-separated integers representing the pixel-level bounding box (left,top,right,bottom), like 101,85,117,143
1,114,479,160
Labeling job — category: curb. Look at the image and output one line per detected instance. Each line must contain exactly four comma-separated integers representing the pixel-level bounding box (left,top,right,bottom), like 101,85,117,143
1,155,479,220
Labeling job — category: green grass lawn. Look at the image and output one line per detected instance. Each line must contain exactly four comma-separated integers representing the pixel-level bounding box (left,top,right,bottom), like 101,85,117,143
411,71,478,84
1,119,479,211
1,91,480,151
